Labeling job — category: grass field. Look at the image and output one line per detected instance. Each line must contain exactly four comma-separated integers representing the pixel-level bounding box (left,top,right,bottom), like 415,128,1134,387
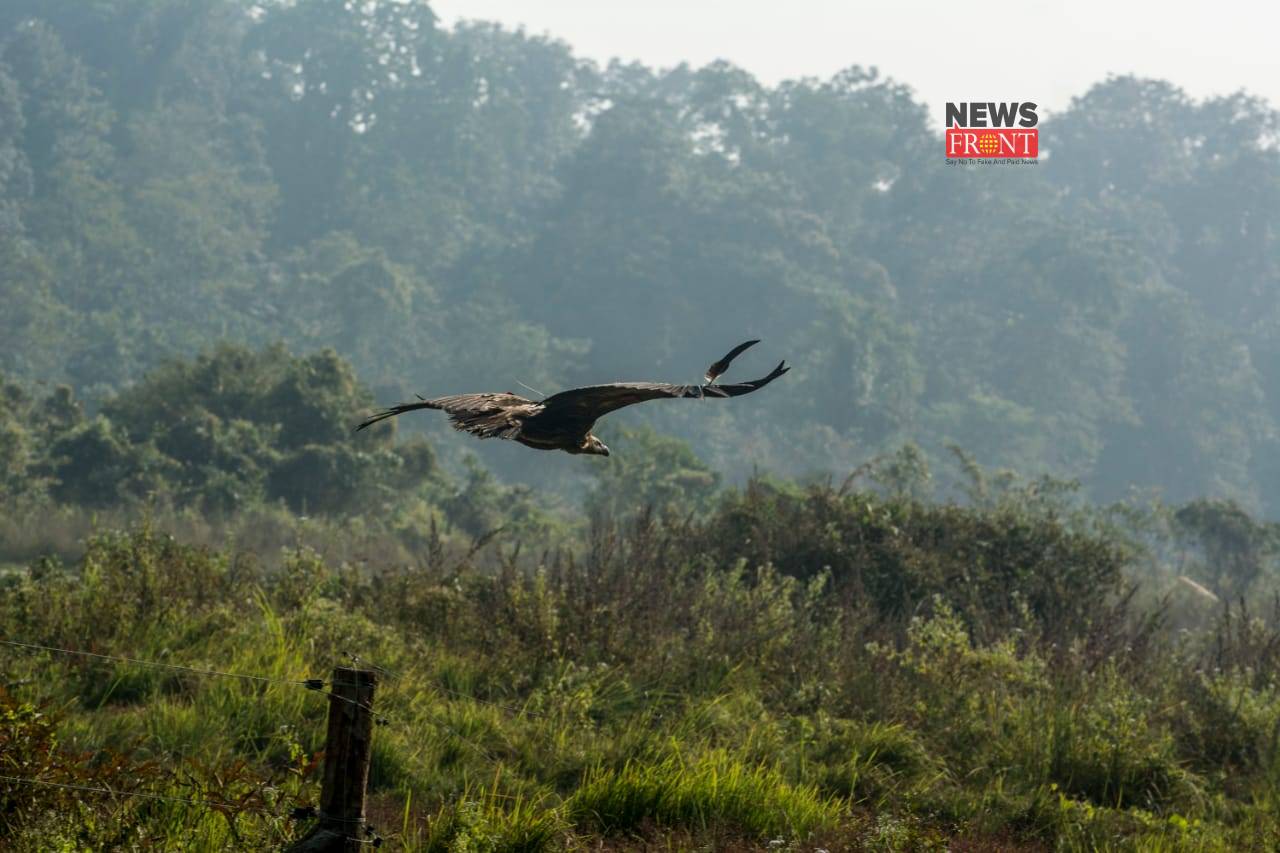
2,486,1279,851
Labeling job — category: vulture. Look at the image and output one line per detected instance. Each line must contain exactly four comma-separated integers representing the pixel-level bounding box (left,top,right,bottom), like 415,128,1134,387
355,340,787,456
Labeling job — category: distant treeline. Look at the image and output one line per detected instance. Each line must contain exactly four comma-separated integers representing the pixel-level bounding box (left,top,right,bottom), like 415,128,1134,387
1,344,1276,609
0,0,1277,512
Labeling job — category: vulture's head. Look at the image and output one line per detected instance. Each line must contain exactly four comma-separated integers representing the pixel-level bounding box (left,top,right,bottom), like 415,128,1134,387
580,434,610,457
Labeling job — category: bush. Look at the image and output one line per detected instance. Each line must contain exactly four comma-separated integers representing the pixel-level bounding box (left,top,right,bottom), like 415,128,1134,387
700,478,1127,640
8,345,450,517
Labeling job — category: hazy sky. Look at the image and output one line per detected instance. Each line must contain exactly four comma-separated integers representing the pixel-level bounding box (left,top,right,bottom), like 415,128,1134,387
431,1,1279,123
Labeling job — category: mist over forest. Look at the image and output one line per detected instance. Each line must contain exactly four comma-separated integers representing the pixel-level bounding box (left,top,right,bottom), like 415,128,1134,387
1,0,1276,514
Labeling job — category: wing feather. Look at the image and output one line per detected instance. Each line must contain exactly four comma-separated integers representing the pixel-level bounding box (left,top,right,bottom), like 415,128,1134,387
355,392,541,439
538,360,789,431
705,339,760,383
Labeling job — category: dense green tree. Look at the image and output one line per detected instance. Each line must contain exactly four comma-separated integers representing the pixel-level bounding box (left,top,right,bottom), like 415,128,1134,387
0,373,40,499
1174,498,1280,596
0,237,68,379
48,416,177,507
587,424,720,518
31,345,440,513
247,0,443,247
0,60,28,234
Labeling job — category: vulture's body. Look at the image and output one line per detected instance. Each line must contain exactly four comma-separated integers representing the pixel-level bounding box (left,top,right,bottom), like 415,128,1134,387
356,341,787,457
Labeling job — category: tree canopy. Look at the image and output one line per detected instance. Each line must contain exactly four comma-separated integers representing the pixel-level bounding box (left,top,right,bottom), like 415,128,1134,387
0,1,1277,514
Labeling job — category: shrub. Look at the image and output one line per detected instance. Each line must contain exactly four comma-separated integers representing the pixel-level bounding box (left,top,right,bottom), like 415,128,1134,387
700,477,1127,640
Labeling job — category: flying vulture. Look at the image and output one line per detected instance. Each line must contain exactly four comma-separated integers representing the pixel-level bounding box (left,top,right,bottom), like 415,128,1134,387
355,340,787,456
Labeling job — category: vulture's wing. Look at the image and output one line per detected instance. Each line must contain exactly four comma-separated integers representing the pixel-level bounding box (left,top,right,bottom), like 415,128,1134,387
356,392,541,439
705,339,760,383
539,360,789,432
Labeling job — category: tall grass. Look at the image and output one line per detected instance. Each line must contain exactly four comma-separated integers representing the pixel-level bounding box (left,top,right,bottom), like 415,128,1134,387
568,751,840,838
2,483,1280,849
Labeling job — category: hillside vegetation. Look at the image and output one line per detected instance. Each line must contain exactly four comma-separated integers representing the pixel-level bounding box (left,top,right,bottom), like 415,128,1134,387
0,0,1278,509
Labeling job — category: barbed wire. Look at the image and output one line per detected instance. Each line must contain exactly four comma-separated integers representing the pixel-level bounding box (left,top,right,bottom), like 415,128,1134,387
427,681,554,720
0,772,280,815
0,774,381,844
343,652,675,730
344,648,558,722
0,637,383,718
0,643,396,844
345,651,400,681
1,638,308,687
3,640,589,832
6,638,627,750
333,653,508,765
342,648,642,739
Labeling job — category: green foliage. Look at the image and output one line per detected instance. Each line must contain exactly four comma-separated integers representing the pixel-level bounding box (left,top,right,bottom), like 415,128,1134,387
567,751,840,839
2,512,1280,850
438,456,563,541
48,416,177,507
417,793,566,853
588,424,721,519
0,371,78,499
5,344,459,517
1174,498,1280,597
702,477,1126,639
0,3,1276,509
2,507,1280,848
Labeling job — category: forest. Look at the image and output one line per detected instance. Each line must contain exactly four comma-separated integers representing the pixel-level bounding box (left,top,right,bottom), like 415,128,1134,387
2,0,1280,850
1,0,1278,509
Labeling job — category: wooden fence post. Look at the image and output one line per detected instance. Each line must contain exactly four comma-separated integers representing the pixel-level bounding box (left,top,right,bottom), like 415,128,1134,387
287,667,378,852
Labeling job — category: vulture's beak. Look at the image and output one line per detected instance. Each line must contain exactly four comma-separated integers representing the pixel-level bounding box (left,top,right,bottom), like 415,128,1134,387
601,444,610,457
